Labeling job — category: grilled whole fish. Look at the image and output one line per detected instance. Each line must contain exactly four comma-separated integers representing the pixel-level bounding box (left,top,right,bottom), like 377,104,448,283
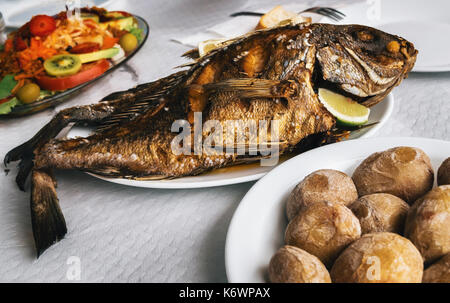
5,23,417,256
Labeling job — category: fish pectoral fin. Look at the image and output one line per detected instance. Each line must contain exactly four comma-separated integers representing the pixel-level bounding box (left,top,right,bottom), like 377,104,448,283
96,98,167,132
200,78,299,99
96,71,188,132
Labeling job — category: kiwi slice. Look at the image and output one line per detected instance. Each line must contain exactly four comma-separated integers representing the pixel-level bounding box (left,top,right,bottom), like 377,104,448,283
44,54,82,77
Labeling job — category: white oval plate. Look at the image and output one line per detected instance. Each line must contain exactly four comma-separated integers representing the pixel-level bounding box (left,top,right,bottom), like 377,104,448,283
225,137,450,282
66,94,393,189
325,0,450,72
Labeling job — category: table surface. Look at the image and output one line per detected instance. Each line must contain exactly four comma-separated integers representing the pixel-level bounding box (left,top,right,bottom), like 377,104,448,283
0,0,449,282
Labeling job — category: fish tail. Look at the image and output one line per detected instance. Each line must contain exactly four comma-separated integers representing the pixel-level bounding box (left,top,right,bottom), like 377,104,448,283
16,156,34,191
31,169,67,257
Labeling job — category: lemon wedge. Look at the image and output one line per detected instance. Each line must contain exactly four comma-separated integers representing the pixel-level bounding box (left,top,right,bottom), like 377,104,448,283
198,38,228,57
318,88,370,127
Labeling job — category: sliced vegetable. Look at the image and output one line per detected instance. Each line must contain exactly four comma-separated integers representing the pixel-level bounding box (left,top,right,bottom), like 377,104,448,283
198,38,228,57
29,15,56,37
318,88,370,127
104,11,132,19
0,75,18,99
70,42,101,54
99,16,136,31
119,33,138,53
16,83,41,104
78,47,119,63
44,54,82,77
37,59,110,91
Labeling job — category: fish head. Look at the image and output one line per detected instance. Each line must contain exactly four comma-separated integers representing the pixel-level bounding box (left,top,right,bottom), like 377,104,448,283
313,24,417,106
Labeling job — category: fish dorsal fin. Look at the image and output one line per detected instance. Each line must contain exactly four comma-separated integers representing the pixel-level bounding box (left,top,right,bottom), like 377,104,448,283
96,71,188,132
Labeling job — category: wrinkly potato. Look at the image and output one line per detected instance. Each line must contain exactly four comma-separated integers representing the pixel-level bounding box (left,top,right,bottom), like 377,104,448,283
331,232,423,283
422,253,450,283
404,185,450,263
286,169,358,221
352,147,434,204
349,193,409,235
268,245,331,283
438,157,450,186
285,201,361,267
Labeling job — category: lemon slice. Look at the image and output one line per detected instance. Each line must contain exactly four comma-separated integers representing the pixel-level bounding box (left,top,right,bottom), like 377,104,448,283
198,38,228,57
318,88,370,127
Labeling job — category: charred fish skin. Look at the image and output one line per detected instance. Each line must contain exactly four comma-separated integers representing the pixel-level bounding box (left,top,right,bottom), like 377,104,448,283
4,23,417,256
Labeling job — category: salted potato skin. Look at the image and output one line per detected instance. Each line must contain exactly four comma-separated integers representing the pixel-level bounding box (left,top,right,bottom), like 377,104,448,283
423,253,450,283
268,245,331,283
286,169,358,221
404,185,450,263
349,193,409,235
352,147,434,204
331,232,423,283
285,201,361,267
438,157,450,186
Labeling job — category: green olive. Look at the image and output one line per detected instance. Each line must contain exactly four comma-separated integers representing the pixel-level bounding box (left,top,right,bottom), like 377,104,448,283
119,33,138,53
17,83,41,104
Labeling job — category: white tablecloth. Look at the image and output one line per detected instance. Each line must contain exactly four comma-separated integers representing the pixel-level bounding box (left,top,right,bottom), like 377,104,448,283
0,0,449,282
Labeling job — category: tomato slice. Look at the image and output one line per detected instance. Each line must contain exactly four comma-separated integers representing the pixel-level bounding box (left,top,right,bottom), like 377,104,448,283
29,15,56,37
36,59,110,91
70,42,101,54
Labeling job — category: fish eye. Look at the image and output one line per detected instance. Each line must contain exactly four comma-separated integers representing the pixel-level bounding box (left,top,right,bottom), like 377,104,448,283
386,40,401,53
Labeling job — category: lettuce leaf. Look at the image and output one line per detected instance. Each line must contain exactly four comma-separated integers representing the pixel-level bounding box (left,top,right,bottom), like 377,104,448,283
0,97,19,115
0,75,17,99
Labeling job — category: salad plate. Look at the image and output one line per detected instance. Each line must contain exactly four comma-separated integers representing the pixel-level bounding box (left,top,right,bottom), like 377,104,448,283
0,9,149,117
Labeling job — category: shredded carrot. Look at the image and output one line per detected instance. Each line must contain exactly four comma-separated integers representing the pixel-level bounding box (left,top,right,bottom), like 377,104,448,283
11,79,25,95
11,79,25,94
102,35,119,49
14,66,44,80
17,38,57,72
2,10,125,82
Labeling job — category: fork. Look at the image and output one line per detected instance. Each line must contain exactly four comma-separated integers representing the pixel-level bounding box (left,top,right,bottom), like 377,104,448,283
230,6,345,22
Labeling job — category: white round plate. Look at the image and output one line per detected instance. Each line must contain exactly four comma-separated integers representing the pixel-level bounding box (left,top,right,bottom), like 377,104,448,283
325,0,450,72
66,94,393,189
225,137,450,282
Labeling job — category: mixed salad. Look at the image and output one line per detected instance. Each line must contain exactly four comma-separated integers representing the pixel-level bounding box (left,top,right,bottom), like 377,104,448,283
0,7,143,114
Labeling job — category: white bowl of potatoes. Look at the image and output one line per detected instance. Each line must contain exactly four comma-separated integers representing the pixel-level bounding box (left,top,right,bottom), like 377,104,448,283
225,137,450,283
